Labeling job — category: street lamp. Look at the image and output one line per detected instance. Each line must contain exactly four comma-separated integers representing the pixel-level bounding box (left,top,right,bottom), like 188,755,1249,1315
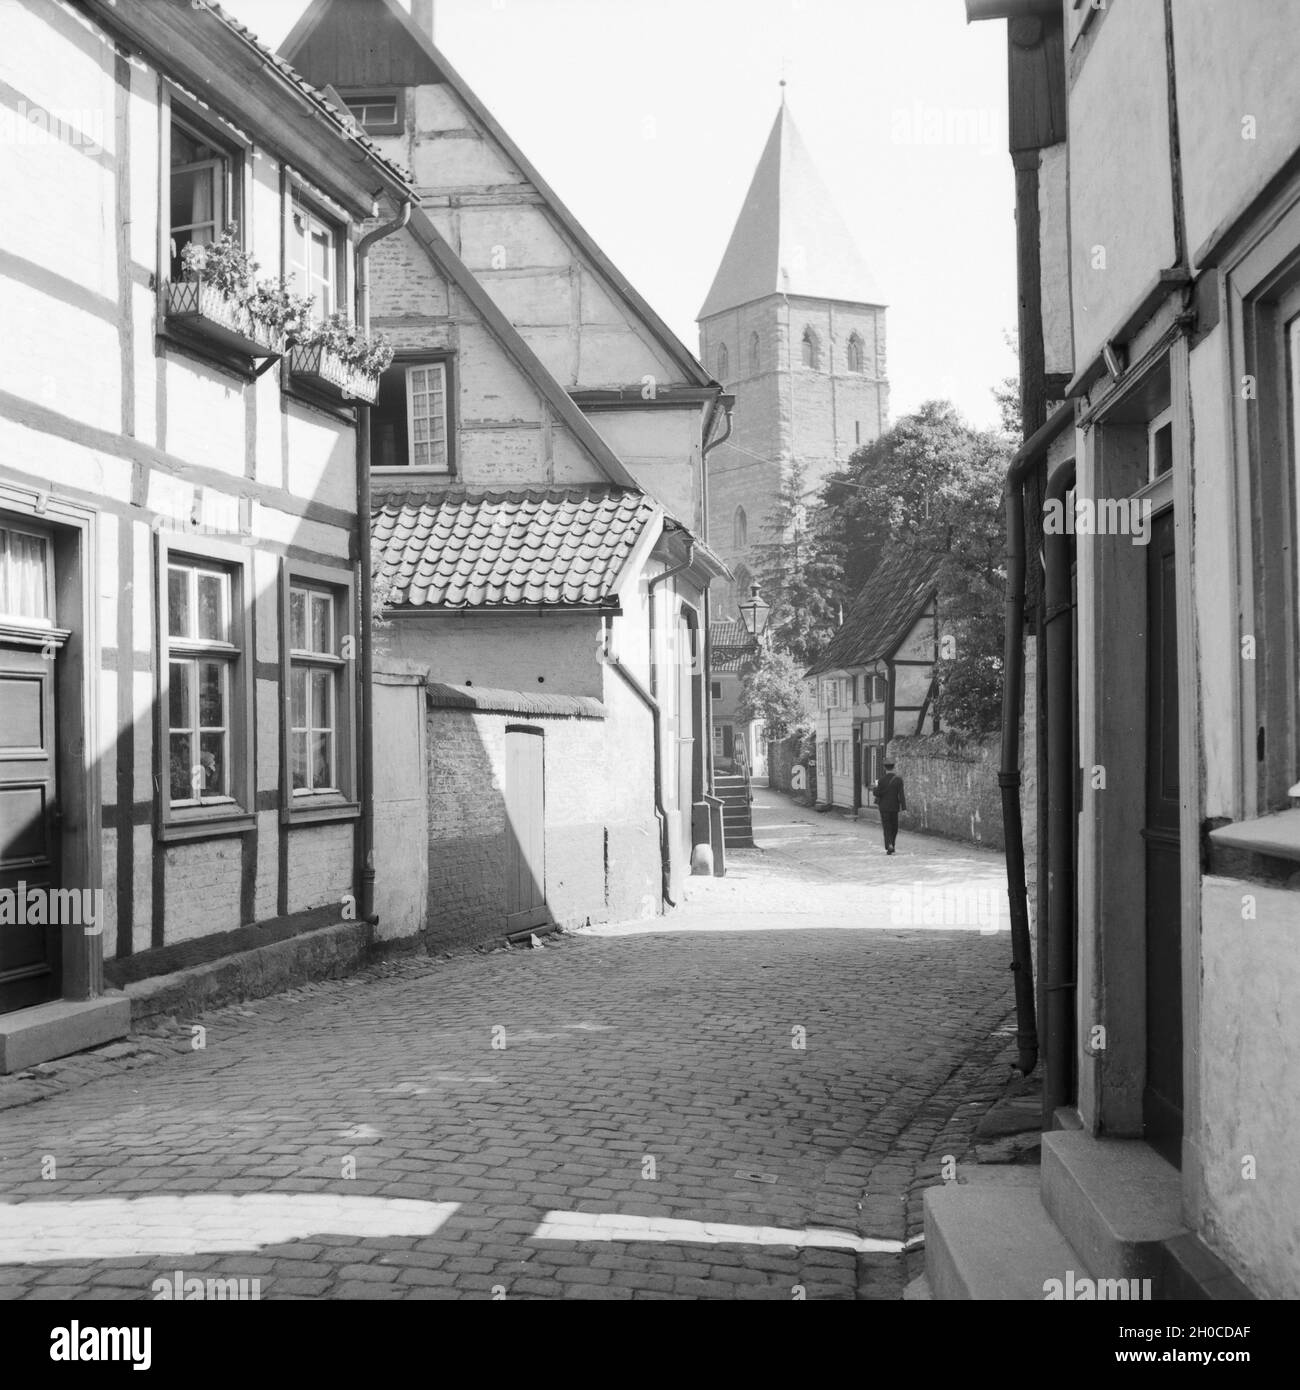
737,583,771,642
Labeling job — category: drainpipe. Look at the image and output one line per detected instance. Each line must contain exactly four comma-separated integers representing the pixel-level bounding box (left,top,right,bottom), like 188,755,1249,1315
602,619,671,908
355,198,412,925
701,397,734,799
645,539,696,906
1000,401,1072,1075
1043,460,1077,1123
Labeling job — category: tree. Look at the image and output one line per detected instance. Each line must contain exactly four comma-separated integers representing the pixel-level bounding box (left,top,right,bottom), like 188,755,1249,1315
819,400,1012,736
750,460,843,668
735,646,811,741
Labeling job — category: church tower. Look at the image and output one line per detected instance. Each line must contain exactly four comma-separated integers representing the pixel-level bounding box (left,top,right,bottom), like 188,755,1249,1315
699,96,888,609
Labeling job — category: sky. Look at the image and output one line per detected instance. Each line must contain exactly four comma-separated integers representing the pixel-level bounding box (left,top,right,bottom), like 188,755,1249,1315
223,0,1019,430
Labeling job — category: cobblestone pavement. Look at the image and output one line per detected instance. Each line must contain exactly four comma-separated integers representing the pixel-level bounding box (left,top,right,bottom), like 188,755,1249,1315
0,790,1019,1300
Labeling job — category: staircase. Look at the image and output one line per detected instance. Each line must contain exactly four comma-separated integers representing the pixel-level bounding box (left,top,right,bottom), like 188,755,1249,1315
918,1128,1254,1301
713,773,754,848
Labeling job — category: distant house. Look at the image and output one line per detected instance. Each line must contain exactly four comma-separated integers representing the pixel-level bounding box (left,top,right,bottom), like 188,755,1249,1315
708,618,760,774
281,0,728,947
804,549,941,813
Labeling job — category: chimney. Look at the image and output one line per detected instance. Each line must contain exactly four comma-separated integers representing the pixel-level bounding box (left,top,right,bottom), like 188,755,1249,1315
411,0,435,44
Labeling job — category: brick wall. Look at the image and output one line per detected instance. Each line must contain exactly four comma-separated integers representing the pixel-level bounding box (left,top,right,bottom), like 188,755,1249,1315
886,725,1038,902
424,704,659,952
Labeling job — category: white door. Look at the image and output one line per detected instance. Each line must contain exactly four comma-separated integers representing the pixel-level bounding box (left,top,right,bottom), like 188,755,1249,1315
372,680,427,941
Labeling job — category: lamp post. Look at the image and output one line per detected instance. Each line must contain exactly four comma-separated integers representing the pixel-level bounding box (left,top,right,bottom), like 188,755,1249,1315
737,582,771,648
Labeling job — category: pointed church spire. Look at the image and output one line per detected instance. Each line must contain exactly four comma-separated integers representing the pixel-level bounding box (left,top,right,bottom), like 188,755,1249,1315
698,101,884,321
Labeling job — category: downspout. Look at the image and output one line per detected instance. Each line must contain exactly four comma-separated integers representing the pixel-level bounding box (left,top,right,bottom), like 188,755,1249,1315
355,197,412,925
602,618,670,908
1043,460,1077,1123
1000,401,1072,1075
701,397,734,797
646,539,696,907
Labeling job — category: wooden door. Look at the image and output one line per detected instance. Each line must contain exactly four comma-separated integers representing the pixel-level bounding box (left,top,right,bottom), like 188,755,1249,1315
0,645,62,1013
504,727,547,931
852,726,863,810
1143,508,1182,1167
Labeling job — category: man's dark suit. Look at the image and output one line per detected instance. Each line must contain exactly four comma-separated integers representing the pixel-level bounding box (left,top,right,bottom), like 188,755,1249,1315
873,771,906,853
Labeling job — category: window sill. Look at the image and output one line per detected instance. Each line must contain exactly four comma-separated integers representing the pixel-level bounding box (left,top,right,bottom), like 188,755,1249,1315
371,467,452,479
157,810,255,843
1209,809,1300,864
282,797,360,827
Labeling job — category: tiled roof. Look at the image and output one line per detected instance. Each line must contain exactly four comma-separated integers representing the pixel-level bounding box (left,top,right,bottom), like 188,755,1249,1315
372,488,656,609
805,547,941,676
203,2,414,189
709,618,757,674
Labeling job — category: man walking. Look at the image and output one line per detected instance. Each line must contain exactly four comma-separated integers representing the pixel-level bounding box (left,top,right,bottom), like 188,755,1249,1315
873,760,906,854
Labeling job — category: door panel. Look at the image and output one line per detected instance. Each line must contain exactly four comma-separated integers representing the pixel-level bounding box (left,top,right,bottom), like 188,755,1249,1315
0,646,61,1012
1143,509,1182,1167
504,728,547,931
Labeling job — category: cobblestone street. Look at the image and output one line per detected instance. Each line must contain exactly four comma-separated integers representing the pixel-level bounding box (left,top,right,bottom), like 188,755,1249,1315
0,792,1019,1300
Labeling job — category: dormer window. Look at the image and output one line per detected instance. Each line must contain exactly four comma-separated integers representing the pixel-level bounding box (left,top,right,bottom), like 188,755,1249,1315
340,89,404,138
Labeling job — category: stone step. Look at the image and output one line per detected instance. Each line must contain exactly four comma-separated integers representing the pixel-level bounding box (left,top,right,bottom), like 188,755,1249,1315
1041,1131,1188,1284
924,1168,1091,1300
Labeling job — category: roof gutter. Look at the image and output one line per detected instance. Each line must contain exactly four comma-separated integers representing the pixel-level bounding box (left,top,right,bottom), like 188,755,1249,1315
1000,401,1073,1075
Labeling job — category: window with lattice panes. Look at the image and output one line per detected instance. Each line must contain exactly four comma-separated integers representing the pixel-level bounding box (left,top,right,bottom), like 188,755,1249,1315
167,559,237,805
288,584,344,794
372,359,451,472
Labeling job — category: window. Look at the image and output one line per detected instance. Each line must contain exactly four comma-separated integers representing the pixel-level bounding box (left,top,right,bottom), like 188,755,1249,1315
340,89,404,137
717,343,729,379
733,506,747,550
711,681,722,700
801,326,821,369
0,523,53,624
288,584,343,794
166,559,238,806
847,332,865,373
288,195,341,316
169,118,239,283
371,360,451,472
750,332,761,374
849,675,858,706
823,678,840,709
1148,406,1173,483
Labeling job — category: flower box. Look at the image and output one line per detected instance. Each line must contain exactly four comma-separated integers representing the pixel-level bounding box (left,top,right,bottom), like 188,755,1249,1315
288,343,381,404
166,277,283,358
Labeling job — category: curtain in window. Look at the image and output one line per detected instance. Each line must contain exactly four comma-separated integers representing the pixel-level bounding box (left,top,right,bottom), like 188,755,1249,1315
0,529,49,620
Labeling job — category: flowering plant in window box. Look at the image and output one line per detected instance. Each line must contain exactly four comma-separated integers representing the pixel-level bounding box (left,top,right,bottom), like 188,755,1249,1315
287,311,395,404
169,225,297,359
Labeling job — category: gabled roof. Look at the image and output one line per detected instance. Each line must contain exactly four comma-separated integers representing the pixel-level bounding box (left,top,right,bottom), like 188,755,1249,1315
282,0,714,388
403,207,638,492
699,101,884,320
805,547,940,676
373,487,656,610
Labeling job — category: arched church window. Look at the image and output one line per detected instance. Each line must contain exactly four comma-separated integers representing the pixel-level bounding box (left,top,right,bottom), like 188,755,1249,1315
749,332,761,373
801,326,820,369
733,506,748,550
847,332,864,373
717,343,729,379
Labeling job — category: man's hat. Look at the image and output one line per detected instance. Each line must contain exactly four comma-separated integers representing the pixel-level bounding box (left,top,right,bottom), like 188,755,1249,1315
883,760,896,769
